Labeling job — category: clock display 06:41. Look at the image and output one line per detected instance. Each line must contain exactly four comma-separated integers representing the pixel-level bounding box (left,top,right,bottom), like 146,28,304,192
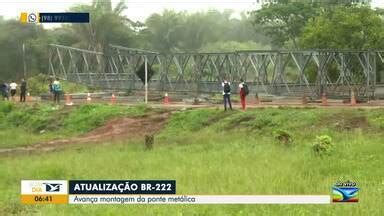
34,196,53,202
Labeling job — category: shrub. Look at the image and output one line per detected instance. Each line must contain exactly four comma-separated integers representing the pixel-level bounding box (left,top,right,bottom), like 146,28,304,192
274,129,293,146
250,114,278,129
0,101,13,114
369,116,384,129
6,110,30,127
312,135,333,156
27,74,50,96
27,74,89,95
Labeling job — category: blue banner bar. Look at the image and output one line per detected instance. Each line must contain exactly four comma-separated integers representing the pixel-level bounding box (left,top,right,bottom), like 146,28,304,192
39,13,89,23
69,180,176,194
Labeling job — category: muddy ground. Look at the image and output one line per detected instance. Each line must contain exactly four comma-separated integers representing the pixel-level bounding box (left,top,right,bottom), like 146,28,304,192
0,112,170,156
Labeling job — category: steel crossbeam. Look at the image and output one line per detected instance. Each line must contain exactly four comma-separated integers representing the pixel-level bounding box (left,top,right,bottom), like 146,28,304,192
49,44,382,98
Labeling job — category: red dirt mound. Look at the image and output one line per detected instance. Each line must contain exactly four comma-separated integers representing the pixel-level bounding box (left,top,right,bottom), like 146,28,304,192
0,112,170,155
77,112,169,143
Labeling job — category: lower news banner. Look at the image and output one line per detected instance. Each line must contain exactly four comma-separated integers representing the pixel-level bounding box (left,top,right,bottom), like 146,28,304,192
21,180,333,204
69,180,177,204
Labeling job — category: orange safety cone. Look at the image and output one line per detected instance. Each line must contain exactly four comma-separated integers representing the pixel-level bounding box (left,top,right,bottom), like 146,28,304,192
86,93,92,103
350,90,357,106
65,94,73,106
321,92,328,106
111,93,116,105
163,92,170,105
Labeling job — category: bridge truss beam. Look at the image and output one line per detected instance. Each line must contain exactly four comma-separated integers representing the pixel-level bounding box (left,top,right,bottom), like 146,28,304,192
49,44,383,98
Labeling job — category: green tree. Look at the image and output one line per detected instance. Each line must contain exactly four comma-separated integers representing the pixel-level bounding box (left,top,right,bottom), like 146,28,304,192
299,6,384,82
0,19,49,80
199,41,270,53
250,0,371,49
69,0,134,52
251,1,317,48
142,10,185,52
300,6,384,49
313,0,371,7
142,9,269,52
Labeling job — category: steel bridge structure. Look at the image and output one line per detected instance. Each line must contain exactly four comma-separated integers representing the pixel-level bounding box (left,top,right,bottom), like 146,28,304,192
48,44,384,98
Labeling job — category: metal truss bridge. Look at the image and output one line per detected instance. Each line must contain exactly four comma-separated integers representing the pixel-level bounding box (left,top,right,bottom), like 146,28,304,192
48,44,384,98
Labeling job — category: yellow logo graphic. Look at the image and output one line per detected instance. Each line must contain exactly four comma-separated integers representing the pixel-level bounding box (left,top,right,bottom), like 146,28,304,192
20,12,39,23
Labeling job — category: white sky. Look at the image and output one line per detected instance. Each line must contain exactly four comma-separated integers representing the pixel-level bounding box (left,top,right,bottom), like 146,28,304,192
0,0,259,21
0,0,383,23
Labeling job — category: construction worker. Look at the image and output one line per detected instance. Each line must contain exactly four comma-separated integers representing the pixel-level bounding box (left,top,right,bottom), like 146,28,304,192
238,79,249,111
1,81,9,101
20,79,27,102
52,78,62,104
9,81,17,101
222,80,233,111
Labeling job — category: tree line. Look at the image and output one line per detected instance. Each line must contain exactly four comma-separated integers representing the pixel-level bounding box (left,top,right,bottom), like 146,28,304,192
0,0,383,81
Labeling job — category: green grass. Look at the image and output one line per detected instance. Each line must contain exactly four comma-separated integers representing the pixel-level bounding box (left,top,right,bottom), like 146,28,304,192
0,107,383,215
27,73,90,96
0,102,151,148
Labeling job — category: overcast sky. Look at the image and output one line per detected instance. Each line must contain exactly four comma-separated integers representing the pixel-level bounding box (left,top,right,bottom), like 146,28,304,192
0,0,383,23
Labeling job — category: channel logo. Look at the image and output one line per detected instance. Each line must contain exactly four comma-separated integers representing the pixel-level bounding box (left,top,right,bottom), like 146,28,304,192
21,180,68,204
44,183,62,192
332,180,359,202
21,180,68,194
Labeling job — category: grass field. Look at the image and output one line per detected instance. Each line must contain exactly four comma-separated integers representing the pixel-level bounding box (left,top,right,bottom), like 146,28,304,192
0,102,150,148
0,102,383,215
